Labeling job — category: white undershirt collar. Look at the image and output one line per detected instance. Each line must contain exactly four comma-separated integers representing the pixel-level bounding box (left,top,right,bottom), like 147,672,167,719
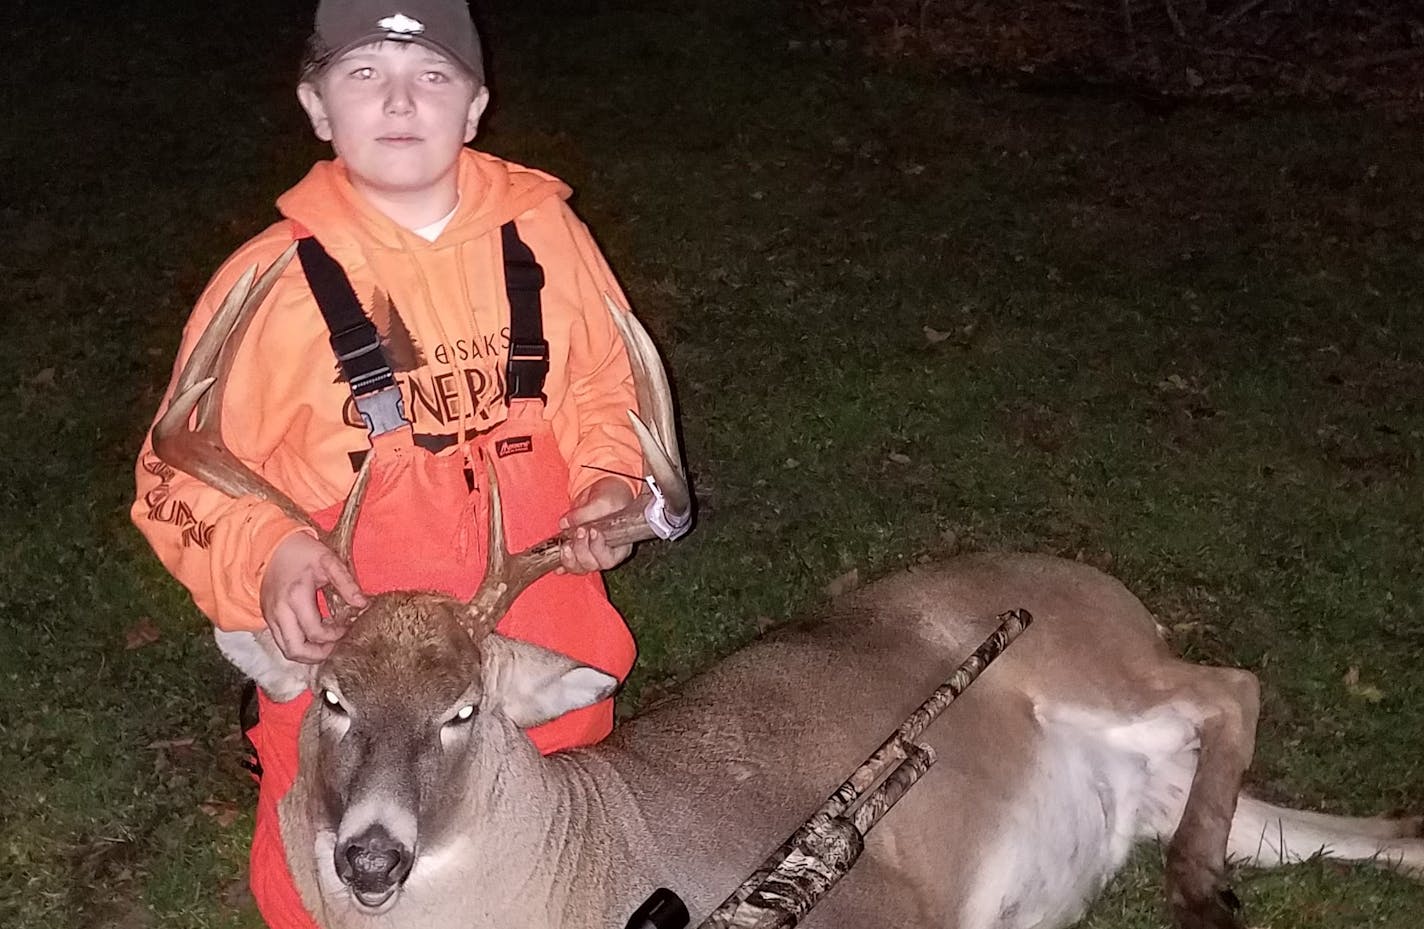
411,197,460,242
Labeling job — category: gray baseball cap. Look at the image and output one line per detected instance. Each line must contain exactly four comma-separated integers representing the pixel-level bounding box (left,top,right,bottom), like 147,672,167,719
311,0,484,84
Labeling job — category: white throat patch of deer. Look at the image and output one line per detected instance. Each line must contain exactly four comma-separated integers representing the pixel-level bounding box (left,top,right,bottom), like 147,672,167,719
158,256,1422,929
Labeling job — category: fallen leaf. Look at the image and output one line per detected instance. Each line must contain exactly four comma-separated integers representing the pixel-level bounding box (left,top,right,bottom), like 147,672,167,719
887,452,912,465
146,737,197,750
1349,684,1386,704
199,799,242,828
31,367,56,387
1087,549,1116,570
755,615,776,634
923,325,951,344
124,617,161,650
824,568,860,598
1343,665,1385,702
220,876,252,910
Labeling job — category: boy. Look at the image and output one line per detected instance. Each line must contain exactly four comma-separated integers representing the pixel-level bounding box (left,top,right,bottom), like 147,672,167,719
132,1,646,925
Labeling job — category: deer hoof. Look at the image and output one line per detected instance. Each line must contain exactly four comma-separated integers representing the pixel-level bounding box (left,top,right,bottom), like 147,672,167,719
1170,885,1243,929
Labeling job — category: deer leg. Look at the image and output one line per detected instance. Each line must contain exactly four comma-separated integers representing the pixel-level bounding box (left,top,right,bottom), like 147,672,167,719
1229,795,1424,876
1233,801,1423,843
1163,665,1260,929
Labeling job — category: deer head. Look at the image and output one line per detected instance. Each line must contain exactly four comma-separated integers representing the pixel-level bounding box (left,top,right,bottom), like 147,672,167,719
306,593,617,909
154,247,690,910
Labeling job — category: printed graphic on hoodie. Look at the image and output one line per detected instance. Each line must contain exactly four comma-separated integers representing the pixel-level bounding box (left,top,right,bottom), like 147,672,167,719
337,288,512,458
139,455,217,549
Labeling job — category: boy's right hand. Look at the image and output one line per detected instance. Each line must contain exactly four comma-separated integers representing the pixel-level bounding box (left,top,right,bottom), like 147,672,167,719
259,533,368,663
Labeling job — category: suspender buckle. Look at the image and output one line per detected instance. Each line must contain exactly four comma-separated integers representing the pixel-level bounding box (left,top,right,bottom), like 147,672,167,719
509,339,549,363
329,322,381,363
355,385,409,438
506,339,550,402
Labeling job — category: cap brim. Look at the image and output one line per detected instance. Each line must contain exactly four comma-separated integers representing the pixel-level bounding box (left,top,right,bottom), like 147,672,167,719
322,34,482,83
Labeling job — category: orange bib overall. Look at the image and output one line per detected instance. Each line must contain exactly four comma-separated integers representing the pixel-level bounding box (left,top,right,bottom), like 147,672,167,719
244,225,635,929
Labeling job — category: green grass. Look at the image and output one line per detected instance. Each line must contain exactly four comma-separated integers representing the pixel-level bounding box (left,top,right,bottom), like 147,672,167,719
2,1,1422,927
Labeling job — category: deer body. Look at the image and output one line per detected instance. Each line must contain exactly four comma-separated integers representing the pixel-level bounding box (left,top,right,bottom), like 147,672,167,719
160,255,1421,929
244,553,1422,929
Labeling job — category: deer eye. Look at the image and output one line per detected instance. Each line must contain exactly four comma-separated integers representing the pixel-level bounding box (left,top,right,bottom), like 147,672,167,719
321,689,348,714
446,704,477,726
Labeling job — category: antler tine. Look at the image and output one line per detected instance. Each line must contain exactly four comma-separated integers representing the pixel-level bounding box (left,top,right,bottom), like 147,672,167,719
603,293,690,516
464,455,562,638
628,412,689,517
153,244,319,535
174,264,256,404
198,245,297,430
319,454,376,625
326,454,375,566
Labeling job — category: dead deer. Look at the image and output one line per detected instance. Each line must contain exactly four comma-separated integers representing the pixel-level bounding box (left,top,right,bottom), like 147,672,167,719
154,250,1424,929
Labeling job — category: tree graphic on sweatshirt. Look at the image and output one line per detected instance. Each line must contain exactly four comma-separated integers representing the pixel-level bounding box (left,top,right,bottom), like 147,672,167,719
332,290,426,382
334,289,508,457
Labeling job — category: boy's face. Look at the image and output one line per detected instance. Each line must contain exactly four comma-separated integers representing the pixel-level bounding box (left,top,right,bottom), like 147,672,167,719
298,42,489,204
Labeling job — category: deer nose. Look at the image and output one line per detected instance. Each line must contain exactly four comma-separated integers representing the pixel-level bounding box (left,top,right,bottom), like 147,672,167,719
336,825,413,902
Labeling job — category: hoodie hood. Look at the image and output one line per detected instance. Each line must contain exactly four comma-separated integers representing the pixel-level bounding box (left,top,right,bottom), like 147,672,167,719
277,148,572,251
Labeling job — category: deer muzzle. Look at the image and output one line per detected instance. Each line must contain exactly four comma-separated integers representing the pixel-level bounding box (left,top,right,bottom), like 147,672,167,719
336,823,413,908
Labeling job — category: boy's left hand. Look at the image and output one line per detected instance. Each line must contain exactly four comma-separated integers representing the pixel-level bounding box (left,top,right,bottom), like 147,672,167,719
558,476,636,573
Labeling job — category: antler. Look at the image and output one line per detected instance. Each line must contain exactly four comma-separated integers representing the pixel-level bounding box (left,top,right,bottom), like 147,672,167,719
463,295,691,636
152,245,371,613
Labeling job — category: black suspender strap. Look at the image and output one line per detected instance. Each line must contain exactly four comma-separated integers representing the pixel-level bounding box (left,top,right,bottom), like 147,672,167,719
295,222,547,437
501,221,549,402
297,237,392,395
296,236,409,436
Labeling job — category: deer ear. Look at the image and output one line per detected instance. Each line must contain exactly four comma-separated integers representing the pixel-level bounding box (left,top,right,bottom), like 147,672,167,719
481,635,619,728
214,628,310,703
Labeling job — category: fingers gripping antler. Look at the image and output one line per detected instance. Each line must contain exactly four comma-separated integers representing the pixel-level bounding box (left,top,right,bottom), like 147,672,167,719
152,245,371,615
463,296,691,637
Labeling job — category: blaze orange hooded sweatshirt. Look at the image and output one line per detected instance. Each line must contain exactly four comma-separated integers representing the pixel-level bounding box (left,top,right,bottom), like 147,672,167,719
133,149,641,632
